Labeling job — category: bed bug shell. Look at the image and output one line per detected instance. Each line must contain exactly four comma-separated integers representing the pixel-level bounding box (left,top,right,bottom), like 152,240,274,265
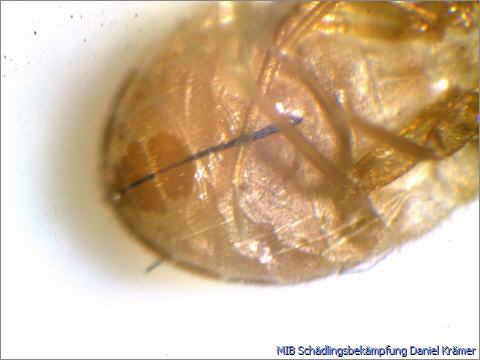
102,2,479,283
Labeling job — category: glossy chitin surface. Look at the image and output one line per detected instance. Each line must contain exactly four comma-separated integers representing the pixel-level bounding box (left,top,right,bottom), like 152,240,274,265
102,2,479,283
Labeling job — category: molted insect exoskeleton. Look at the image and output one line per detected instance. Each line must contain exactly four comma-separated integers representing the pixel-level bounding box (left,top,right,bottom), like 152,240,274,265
102,2,479,283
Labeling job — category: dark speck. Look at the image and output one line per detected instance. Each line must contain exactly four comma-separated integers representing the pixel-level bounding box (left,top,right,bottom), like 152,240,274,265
70,14,73,19
134,13,138,18
3,55,6,60
33,31,37,35
83,38,87,42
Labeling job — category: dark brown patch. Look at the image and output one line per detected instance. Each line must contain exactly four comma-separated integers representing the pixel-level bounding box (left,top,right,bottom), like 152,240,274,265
118,142,166,212
147,131,195,201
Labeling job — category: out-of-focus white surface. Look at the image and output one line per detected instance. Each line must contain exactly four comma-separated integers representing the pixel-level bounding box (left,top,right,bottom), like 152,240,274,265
1,2,478,359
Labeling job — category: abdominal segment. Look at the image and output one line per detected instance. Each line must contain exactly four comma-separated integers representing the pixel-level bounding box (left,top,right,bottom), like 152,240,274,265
103,2,479,283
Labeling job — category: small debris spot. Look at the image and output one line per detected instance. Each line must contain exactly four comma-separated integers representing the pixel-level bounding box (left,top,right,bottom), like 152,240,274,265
3,55,6,60
70,14,73,19
145,259,163,273
33,31,37,35
134,13,138,18
83,38,87,42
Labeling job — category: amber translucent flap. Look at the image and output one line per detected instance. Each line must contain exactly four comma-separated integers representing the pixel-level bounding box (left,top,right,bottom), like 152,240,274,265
102,2,479,284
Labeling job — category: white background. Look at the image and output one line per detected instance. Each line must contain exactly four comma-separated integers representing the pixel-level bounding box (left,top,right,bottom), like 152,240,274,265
1,2,479,359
